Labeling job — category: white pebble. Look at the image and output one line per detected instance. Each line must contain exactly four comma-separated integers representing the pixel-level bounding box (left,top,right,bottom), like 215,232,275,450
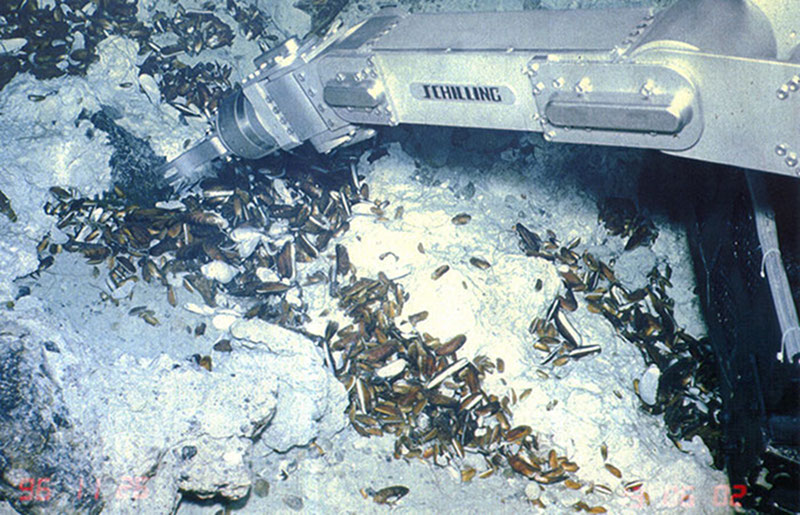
155,200,184,210
138,73,160,105
212,313,239,332
230,227,269,259
272,179,294,204
638,364,661,405
184,302,214,316
0,38,27,54
201,260,238,284
268,220,290,238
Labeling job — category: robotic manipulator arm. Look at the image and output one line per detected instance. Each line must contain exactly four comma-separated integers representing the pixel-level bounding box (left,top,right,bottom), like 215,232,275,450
161,0,800,183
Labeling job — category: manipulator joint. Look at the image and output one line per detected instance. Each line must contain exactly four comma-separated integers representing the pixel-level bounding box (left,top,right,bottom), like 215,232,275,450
165,29,377,182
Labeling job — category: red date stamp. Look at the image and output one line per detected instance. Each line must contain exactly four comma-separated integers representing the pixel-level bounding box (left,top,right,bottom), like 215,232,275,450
18,476,150,502
17,478,51,502
624,483,747,509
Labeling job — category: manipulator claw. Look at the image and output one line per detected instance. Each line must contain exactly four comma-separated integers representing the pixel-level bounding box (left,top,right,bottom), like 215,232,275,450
162,31,376,184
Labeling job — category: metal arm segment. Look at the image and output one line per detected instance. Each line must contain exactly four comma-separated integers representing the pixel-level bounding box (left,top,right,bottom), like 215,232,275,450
162,0,800,181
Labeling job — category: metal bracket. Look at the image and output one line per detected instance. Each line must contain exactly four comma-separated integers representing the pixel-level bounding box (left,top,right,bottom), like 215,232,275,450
635,48,800,177
531,60,702,151
317,56,394,126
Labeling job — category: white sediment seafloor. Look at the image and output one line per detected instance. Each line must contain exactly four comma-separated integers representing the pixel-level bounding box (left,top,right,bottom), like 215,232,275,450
0,0,731,513
254,143,727,514
0,34,203,300
180,139,727,514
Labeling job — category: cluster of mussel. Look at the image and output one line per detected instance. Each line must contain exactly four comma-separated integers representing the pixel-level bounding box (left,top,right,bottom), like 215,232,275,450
516,215,723,460
139,4,236,119
37,158,718,510
1,0,279,121
40,163,616,510
326,271,611,511
142,55,233,121
0,0,133,84
224,0,275,44
40,164,360,328
137,0,293,121
597,197,659,252
149,4,234,58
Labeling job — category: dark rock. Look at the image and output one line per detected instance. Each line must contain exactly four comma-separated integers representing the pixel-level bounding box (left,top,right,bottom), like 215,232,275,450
283,494,303,510
252,478,269,498
0,55,21,92
456,181,475,201
213,340,232,352
295,0,350,35
407,126,452,168
0,321,102,514
15,286,31,300
181,446,197,461
85,108,170,207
